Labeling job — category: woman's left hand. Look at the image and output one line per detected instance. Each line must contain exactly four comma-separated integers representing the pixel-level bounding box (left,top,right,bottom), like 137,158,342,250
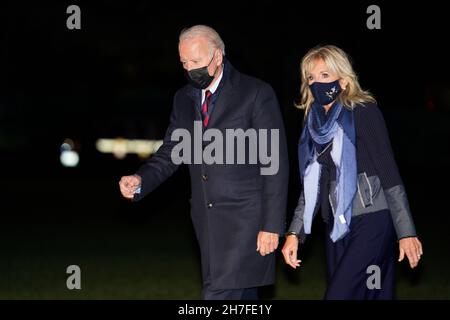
398,237,423,269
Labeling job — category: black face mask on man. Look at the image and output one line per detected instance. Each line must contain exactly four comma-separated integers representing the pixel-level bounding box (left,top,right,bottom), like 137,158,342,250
184,55,218,89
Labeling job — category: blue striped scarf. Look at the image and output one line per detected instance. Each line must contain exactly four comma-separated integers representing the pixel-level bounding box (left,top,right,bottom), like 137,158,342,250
298,102,357,242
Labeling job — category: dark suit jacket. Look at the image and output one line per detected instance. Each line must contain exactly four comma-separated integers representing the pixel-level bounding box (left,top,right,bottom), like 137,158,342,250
133,60,289,290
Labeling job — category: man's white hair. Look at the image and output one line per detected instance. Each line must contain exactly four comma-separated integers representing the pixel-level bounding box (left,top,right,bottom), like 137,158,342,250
179,25,226,56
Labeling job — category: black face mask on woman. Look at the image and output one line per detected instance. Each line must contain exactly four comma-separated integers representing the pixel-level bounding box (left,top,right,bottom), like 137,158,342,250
309,79,342,105
184,56,218,89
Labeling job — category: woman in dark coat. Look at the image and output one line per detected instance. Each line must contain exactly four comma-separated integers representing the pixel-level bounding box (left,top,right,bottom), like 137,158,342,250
282,45,423,299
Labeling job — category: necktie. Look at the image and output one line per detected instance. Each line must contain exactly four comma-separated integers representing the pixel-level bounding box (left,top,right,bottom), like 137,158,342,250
202,90,212,128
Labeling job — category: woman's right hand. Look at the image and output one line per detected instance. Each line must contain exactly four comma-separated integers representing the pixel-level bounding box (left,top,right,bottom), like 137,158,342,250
282,235,302,269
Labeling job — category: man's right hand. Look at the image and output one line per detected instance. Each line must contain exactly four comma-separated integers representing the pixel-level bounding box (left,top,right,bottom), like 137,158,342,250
119,174,142,200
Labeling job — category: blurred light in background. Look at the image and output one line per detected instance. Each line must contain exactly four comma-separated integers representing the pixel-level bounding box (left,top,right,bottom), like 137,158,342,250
60,138,80,167
96,138,163,160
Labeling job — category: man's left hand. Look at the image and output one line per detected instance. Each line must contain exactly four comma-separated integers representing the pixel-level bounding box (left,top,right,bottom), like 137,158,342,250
257,231,279,256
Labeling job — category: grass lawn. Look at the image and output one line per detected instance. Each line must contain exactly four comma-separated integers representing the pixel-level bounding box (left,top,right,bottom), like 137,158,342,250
0,177,448,299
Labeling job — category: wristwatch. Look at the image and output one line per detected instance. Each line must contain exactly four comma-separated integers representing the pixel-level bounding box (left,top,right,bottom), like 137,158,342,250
285,231,299,239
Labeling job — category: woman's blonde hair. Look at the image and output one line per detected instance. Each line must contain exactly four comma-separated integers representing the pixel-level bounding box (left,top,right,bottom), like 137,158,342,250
296,45,375,115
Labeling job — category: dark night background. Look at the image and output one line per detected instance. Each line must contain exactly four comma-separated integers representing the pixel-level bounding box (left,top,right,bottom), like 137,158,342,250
0,0,449,299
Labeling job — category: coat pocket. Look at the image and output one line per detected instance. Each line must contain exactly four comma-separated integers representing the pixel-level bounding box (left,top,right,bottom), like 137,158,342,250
357,172,373,208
